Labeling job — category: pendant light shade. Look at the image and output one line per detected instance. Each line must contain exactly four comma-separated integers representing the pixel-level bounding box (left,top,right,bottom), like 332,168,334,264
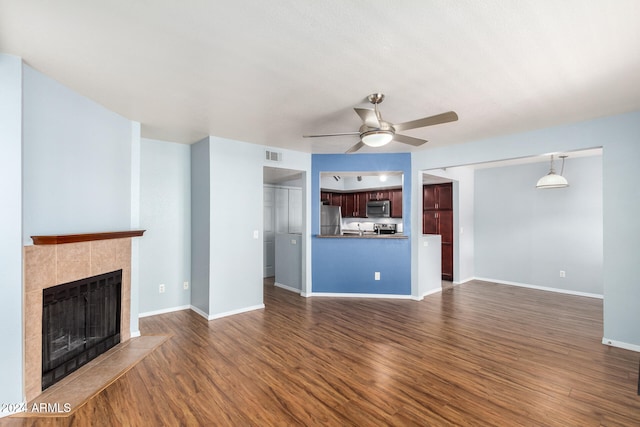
536,155,569,189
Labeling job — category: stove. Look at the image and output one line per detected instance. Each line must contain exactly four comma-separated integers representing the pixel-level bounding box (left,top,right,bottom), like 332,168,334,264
373,223,397,234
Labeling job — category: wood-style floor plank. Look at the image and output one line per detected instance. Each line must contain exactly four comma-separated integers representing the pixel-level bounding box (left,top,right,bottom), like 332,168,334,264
4,279,640,426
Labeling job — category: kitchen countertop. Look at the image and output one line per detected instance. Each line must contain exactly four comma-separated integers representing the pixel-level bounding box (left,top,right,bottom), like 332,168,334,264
316,233,408,239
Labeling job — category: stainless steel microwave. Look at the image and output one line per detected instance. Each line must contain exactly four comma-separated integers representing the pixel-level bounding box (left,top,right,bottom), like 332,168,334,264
366,200,390,218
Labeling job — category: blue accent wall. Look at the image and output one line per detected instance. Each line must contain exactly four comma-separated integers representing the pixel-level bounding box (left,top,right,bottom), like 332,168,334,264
312,153,411,294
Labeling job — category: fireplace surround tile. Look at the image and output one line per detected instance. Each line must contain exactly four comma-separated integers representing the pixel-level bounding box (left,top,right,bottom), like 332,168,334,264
23,245,56,293
56,241,91,284
91,239,119,275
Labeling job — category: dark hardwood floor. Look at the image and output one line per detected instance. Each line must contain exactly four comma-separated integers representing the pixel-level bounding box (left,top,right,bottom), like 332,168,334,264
5,280,640,426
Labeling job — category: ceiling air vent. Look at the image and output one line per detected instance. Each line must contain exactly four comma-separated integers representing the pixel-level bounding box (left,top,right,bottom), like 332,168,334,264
265,150,282,162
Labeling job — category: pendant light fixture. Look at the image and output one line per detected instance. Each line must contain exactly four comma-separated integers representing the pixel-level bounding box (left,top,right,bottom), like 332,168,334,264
536,155,569,189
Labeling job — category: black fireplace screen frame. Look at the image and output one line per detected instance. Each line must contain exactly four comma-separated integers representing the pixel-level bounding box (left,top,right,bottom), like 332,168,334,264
42,269,122,390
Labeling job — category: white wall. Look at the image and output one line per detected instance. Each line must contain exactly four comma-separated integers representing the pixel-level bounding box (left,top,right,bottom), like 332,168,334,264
1,57,139,410
321,174,403,191
22,64,133,243
418,235,442,297
275,234,302,291
130,122,141,335
412,110,640,350
190,137,211,315
200,138,311,317
0,53,24,412
474,155,602,295
139,138,191,315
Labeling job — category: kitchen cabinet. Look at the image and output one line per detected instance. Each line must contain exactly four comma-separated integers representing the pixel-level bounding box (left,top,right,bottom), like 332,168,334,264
423,183,453,281
321,189,400,218
342,192,368,218
390,189,402,218
369,190,390,201
357,192,368,217
330,193,343,207
320,191,332,205
423,183,452,210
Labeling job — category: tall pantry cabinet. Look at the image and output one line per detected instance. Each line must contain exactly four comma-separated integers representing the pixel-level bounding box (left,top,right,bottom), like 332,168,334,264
423,183,453,281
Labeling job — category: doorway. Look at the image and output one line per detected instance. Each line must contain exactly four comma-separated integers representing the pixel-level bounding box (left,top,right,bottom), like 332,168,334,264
263,166,305,294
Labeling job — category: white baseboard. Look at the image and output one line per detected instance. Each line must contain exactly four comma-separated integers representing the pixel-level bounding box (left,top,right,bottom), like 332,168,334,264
139,305,191,318
474,277,603,299
274,282,302,294
130,330,141,338
307,292,412,300
602,338,640,353
189,305,209,320
421,288,442,299
208,304,265,320
453,277,475,285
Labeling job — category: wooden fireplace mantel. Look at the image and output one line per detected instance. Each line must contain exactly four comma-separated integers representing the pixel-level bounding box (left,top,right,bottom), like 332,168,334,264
31,230,146,245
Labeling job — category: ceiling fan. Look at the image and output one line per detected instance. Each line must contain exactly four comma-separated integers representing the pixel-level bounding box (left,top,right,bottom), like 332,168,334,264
303,93,458,153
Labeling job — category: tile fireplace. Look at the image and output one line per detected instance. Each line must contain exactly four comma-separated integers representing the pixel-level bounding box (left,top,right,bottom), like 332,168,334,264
23,230,144,402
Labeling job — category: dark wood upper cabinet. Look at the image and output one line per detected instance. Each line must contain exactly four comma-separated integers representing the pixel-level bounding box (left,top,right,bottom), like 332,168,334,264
423,183,452,210
390,189,402,218
369,190,390,201
341,192,368,218
320,191,332,205
343,193,354,217
357,192,368,218
423,185,437,210
437,184,453,210
321,190,398,218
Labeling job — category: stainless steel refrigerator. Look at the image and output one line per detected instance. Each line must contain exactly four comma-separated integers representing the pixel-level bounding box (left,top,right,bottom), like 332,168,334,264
320,205,342,235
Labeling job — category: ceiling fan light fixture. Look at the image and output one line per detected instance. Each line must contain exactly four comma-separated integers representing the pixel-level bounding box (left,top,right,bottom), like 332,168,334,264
361,130,393,147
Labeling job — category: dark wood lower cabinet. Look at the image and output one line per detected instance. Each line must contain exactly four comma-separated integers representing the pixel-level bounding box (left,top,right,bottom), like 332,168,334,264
441,242,453,281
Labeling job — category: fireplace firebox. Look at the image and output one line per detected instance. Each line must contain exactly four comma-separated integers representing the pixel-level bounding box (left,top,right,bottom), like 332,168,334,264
42,270,122,390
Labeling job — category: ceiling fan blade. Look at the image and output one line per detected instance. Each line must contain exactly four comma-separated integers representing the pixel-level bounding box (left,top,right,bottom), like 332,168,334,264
393,133,428,147
393,111,458,132
354,108,380,128
345,141,365,154
303,132,361,138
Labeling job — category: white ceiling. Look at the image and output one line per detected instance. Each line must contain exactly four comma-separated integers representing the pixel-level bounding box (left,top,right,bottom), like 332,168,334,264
2,1,639,154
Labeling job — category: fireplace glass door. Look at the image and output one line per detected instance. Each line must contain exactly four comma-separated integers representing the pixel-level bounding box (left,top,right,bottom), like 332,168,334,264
42,270,122,390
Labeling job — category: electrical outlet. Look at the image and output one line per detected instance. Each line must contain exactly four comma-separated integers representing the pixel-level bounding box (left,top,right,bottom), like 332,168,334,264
183,281,189,290
159,284,165,293
375,272,381,281
559,270,566,278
